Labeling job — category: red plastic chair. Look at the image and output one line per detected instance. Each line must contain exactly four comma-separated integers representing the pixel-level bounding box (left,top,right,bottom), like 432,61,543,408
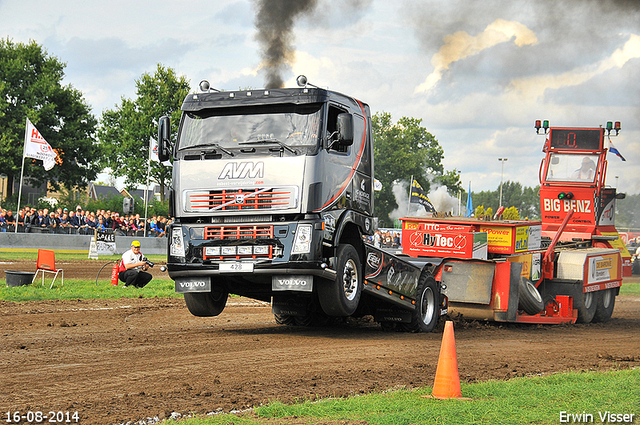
32,249,64,288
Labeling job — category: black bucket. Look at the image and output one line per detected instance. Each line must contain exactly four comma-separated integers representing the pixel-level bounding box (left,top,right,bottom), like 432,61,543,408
5,271,35,287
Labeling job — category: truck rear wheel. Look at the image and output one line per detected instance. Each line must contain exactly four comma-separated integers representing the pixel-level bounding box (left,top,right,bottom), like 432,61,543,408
318,244,362,317
274,313,295,325
592,288,616,323
576,290,597,324
184,286,228,317
400,274,439,333
518,277,544,315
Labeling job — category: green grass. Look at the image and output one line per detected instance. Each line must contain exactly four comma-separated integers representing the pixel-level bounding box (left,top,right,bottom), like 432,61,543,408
0,251,166,262
1,251,176,301
619,279,640,295
177,369,639,425
0,277,178,301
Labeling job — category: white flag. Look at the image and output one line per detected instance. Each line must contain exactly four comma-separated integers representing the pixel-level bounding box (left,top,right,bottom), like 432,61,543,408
150,137,159,162
150,137,172,167
24,118,57,171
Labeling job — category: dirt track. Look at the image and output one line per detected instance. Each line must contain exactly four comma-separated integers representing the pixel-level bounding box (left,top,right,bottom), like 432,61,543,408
1,261,639,424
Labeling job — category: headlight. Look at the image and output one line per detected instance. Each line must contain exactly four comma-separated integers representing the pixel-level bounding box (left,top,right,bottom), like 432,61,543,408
170,227,186,257
237,246,252,255
222,246,237,256
291,224,312,254
254,245,269,255
205,246,220,256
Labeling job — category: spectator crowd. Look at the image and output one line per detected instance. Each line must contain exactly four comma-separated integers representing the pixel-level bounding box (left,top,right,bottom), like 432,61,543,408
366,229,401,248
0,204,172,237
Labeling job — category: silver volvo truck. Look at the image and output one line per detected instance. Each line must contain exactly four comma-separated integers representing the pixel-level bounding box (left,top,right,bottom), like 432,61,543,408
158,77,445,331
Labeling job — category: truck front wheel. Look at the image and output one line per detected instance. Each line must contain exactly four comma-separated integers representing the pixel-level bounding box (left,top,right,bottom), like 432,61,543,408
184,286,228,317
400,274,439,333
576,290,597,324
318,244,362,316
592,288,616,323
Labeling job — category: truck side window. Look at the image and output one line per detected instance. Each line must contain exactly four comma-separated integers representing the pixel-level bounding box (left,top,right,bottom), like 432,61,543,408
327,105,349,153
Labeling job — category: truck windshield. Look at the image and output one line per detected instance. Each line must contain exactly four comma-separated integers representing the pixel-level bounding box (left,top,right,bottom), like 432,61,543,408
178,104,322,154
545,153,599,183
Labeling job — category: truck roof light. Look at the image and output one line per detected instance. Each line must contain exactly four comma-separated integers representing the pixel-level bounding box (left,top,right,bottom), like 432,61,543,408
229,93,235,98
198,80,220,93
296,75,308,87
606,121,613,130
535,120,541,130
614,121,621,130
264,90,270,96
543,120,549,129
247,91,252,97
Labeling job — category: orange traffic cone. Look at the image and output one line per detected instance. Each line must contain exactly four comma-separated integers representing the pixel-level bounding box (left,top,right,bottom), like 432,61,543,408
424,321,469,400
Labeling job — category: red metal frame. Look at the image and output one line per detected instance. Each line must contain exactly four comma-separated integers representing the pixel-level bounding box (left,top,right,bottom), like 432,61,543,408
202,225,274,260
190,188,293,211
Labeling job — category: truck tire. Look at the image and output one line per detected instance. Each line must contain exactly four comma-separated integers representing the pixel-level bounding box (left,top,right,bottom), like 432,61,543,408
576,290,597,324
274,313,295,325
518,277,544,315
184,286,228,317
400,274,439,333
318,244,363,317
592,288,616,323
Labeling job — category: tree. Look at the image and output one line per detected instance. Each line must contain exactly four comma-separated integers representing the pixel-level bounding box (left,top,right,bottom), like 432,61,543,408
502,206,520,220
616,192,640,231
372,112,461,226
472,181,540,220
0,38,100,198
97,64,190,201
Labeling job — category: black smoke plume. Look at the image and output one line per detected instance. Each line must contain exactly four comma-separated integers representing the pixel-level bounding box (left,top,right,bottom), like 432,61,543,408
254,0,318,89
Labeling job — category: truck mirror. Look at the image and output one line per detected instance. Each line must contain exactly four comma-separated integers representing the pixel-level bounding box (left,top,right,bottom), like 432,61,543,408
158,115,171,162
337,113,354,146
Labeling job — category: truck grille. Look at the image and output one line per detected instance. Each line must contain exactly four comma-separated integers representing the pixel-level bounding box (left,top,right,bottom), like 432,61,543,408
203,225,274,260
205,225,274,240
186,187,297,212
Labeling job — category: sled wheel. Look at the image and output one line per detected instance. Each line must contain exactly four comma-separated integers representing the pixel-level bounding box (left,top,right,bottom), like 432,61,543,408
518,277,544,315
400,274,439,333
184,286,228,317
318,244,362,316
592,288,616,323
576,290,597,324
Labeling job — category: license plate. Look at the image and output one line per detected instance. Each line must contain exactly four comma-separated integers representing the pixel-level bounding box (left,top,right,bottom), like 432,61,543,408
219,262,254,272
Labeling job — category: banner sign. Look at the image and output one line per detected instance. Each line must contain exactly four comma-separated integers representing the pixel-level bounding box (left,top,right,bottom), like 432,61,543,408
95,231,117,256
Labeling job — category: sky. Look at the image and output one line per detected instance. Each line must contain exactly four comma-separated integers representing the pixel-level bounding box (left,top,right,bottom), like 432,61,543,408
2,0,639,200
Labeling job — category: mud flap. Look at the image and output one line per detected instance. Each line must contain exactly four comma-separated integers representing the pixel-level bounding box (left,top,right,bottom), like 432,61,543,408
507,262,522,321
272,293,312,317
374,307,412,324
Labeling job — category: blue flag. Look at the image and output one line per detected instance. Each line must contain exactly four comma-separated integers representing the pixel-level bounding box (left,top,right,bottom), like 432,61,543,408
465,182,473,217
608,141,626,161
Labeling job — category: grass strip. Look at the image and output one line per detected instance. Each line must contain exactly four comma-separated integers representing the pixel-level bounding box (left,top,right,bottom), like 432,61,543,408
180,369,639,425
0,277,178,301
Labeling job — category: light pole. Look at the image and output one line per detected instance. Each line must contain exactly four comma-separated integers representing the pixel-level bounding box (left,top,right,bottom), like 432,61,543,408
498,158,508,207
